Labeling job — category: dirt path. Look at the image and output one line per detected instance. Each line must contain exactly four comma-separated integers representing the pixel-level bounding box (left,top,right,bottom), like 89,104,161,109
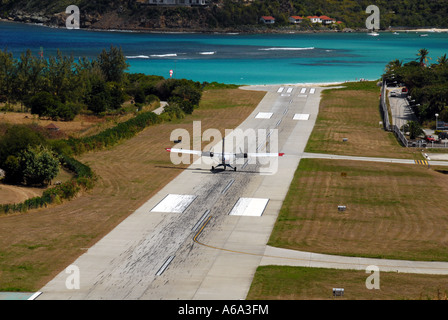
0,184,43,205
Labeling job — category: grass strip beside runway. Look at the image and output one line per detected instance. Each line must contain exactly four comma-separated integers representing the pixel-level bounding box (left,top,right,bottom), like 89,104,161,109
247,265,448,300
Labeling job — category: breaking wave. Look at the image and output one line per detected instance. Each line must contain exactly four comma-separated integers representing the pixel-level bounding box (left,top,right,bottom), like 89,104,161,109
259,47,315,51
126,55,150,59
150,53,178,58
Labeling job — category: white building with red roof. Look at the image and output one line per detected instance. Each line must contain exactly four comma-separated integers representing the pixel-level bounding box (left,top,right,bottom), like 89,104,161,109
289,16,303,24
307,16,321,23
260,16,276,24
319,15,336,24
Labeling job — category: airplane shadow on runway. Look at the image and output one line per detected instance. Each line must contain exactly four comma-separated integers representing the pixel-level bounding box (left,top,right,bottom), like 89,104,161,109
154,165,260,175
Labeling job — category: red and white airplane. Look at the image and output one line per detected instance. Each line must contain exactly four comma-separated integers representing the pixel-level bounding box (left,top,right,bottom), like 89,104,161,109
166,138,284,172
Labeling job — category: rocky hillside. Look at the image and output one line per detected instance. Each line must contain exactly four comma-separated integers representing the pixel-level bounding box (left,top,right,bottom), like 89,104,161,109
1,0,447,32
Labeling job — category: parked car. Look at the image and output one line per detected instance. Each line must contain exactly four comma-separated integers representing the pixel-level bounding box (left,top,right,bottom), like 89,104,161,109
425,135,437,142
402,87,408,94
390,91,397,97
438,132,448,140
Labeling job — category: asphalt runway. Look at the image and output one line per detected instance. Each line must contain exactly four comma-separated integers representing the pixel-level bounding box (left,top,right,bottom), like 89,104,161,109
37,84,325,300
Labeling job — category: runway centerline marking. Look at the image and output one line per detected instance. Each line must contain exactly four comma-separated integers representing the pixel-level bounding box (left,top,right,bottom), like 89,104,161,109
192,209,211,232
221,179,235,194
156,256,175,276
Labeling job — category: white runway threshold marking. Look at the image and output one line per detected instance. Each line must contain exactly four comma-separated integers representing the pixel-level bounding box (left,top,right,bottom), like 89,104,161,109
229,198,270,217
293,114,310,121
150,194,196,213
255,112,273,119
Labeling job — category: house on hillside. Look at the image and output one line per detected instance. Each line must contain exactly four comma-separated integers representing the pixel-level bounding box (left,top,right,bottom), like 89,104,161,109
260,16,275,24
319,15,336,25
307,16,321,24
289,16,303,24
307,15,337,25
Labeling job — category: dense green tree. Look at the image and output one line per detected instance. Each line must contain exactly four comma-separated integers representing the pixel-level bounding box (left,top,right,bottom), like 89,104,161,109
0,46,202,117
0,124,46,166
3,155,22,184
46,50,75,102
0,49,15,103
405,121,424,140
96,46,129,83
28,91,61,118
20,145,60,186
171,84,202,106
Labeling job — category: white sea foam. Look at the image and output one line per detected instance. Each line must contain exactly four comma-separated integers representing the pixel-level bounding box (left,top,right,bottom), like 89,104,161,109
150,53,178,57
126,55,150,59
199,51,216,55
259,47,315,51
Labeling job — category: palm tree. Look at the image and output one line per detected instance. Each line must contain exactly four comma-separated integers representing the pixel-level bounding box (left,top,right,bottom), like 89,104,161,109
437,54,448,66
416,48,431,67
405,120,424,140
385,59,402,72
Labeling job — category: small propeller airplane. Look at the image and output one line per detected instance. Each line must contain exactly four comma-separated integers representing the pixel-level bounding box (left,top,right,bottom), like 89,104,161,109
165,138,284,172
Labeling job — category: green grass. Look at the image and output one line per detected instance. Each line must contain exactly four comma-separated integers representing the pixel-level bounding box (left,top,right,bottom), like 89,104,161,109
246,266,448,300
268,158,448,262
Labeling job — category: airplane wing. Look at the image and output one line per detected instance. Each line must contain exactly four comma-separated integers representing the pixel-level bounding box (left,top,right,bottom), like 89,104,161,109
166,148,284,158
165,148,213,157
234,152,285,158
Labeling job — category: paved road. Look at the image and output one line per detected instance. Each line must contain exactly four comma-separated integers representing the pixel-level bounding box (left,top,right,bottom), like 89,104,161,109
301,152,448,167
261,246,448,275
38,84,326,300
387,86,418,129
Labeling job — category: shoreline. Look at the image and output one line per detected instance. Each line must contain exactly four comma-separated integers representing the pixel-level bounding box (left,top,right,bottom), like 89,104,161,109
3,18,447,35
239,80,379,90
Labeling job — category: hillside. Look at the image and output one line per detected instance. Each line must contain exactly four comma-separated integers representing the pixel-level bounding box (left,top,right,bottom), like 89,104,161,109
1,0,448,32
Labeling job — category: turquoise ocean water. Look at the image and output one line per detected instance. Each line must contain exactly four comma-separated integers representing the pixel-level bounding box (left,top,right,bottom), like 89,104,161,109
1,21,448,85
